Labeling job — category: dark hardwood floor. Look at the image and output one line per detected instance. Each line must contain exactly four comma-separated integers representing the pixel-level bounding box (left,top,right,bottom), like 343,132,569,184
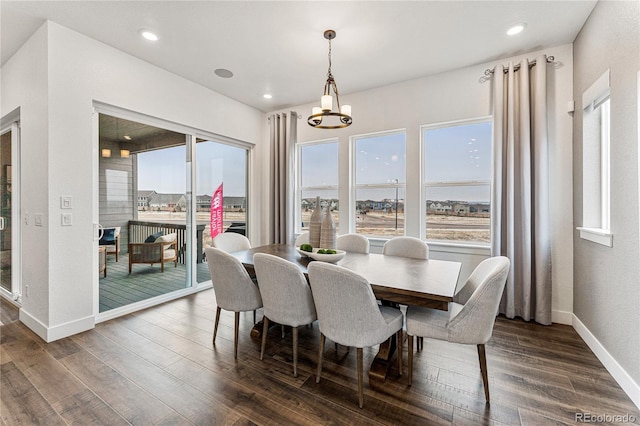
1,294,638,425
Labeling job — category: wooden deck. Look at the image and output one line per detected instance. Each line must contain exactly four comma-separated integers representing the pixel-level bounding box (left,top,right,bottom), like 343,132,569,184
99,254,212,312
1,295,638,425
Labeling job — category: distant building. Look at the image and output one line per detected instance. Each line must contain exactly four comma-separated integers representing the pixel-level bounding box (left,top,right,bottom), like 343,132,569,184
223,196,246,211
196,194,212,211
147,193,186,211
137,190,156,209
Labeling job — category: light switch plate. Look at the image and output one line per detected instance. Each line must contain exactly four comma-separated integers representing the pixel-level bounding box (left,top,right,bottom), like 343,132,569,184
61,196,72,209
61,213,73,226
34,214,43,227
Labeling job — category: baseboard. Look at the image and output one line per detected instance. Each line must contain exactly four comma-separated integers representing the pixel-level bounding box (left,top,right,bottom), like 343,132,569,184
18,309,49,341
572,314,640,410
19,309,95,343
552,309,573,325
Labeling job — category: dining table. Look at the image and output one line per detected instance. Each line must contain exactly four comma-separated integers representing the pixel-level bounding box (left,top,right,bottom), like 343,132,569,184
229,243,462,381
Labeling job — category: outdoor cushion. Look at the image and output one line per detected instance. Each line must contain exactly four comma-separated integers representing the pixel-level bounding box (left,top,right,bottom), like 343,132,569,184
145,231,164,243
100,228,116,244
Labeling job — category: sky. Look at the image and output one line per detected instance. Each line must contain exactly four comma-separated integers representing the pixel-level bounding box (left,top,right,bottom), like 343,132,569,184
137,141,247,196
137,121,491,203
300,121,492,202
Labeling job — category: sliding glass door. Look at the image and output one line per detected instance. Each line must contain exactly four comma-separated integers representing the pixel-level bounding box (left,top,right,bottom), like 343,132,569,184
98,113,188,313
0,123,20,300
97,112,251,312
195,138,248,284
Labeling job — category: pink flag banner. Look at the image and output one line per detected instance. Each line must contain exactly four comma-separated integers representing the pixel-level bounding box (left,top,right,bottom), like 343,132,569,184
210,183,224,240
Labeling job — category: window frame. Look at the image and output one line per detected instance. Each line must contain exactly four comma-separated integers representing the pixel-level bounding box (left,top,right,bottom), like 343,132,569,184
295,138,339,234
351,129,407,237
577,69,612,247
420,117,492,246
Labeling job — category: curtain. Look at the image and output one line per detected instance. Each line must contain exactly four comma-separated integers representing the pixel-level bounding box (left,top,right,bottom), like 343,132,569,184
268,112,297,244
491,55,552,325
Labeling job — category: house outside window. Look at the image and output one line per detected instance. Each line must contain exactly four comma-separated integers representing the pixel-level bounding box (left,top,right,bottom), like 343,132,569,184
422,119,492,244
296,140,339,233
352,131,406,238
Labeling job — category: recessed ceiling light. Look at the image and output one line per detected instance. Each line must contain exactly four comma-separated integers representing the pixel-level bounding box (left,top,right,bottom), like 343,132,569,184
507,24,526,36
214,68,234,78
263,94,273,99
123,135,132,140
140,30,159,41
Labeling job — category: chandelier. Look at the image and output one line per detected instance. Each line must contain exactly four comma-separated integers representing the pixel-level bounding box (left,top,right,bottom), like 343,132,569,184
308,30,352,129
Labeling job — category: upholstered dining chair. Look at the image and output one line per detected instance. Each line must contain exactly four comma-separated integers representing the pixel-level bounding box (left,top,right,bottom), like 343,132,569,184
308,262,404,408
382,236,429,259
205,247,263,359
405,256,510,404
212,232,251,252
336,233,370,254
253,253,317,377
295,232,310,247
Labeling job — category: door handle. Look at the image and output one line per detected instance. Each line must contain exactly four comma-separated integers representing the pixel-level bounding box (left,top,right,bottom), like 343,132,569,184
95,223,104,241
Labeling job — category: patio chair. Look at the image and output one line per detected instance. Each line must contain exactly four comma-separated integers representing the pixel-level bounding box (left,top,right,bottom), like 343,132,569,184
99,226,121,262
128,232,178,273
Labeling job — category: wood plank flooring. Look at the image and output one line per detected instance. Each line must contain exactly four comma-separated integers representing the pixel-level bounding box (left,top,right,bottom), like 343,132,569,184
1,295,638,425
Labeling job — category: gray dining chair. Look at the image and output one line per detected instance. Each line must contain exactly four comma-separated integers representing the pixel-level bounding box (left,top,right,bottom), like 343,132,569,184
382,236,429,259
211,233,258,323
205,247,263,359
212,232,251,252
405,256,510,404
308,261,404,408
336,233,370,254
253,253,317,377
295,232,310,247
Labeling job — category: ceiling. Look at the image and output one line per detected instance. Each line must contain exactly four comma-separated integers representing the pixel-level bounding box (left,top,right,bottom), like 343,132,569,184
1,1,597,113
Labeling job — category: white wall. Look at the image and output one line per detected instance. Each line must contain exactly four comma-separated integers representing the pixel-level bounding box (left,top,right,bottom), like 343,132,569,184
1,21,265,341
1,25,51,332
572,0,640,406
265,43,575,322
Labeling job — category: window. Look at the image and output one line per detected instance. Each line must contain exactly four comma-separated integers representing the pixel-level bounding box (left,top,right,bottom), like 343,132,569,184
578,69,612,246
353,131,406,238
296,140,339,233
423,119,492,244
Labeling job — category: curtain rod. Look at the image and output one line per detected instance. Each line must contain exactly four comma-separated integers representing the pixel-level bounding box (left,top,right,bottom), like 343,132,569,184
479,56,556,83
267,112,302,121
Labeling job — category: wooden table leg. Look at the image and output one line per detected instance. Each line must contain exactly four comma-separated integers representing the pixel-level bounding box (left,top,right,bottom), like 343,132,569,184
250,319,279,340
368,334,398,381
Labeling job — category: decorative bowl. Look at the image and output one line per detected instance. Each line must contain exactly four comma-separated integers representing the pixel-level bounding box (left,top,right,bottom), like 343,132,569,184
296,247,346,263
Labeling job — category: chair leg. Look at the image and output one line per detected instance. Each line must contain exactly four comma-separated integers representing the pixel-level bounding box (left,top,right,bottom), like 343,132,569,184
316,334,325,383
260,316,270,360
213,307,221,345
253,310,256,324
281,325,285,339
418,336,423,351
408,334,413,386
357,347,364,408
234,312,240,359
292,326,299,378
477,344,490,403
335,342,338,353
397,329,403,376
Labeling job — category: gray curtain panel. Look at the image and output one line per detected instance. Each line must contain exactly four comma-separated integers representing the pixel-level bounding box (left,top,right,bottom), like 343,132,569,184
491,55,552,325
269,112,297,244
